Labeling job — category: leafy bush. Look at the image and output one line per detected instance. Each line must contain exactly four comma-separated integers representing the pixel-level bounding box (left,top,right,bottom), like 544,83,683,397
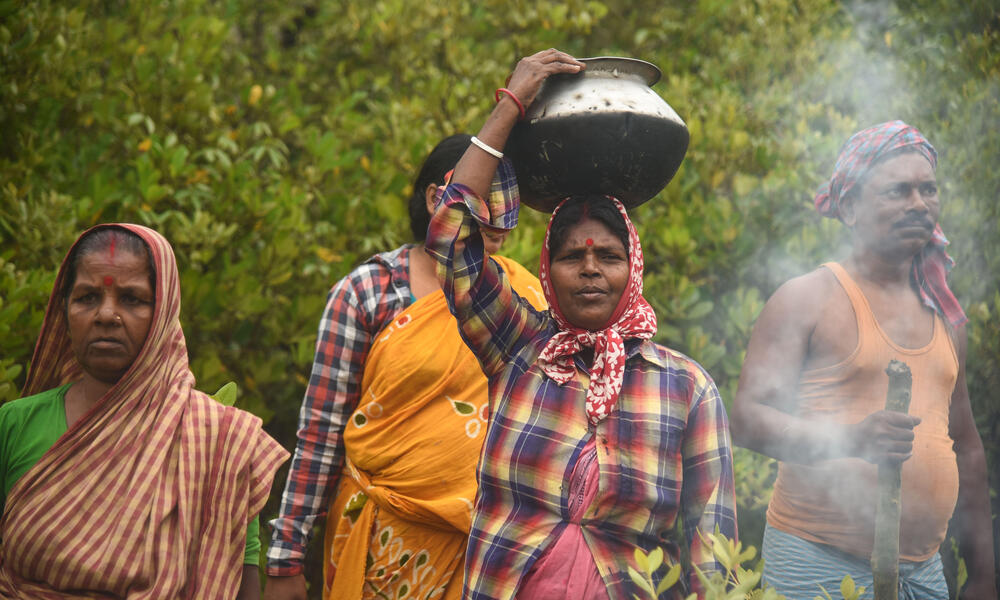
2,0,997,594
628,533,866,600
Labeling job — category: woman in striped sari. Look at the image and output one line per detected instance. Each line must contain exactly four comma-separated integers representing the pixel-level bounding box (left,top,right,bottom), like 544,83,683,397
0,224,288,599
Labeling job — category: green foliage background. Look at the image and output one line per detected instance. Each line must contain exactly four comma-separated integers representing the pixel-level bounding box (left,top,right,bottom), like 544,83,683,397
2,0,997,593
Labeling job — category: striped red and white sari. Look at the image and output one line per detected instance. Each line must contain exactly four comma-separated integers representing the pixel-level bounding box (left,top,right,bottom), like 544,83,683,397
0,223,288,599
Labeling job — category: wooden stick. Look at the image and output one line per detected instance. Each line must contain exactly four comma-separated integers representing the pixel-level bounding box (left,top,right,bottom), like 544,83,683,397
871,359,912,600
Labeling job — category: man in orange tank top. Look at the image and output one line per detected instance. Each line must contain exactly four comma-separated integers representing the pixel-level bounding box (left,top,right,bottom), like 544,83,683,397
731,121,995,599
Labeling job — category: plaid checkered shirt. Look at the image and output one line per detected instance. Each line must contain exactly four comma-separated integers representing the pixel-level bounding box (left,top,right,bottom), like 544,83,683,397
265,246,414,575
426,160,737,600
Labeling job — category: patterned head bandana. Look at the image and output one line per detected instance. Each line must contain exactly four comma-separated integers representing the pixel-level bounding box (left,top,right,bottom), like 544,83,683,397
814,120,967,328
537,197,658,425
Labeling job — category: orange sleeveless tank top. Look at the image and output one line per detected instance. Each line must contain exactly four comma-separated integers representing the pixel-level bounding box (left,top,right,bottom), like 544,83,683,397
766,262,959,561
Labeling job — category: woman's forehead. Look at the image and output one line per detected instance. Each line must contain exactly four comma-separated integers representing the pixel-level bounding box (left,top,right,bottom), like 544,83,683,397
74,250,151,281
563,219,621,242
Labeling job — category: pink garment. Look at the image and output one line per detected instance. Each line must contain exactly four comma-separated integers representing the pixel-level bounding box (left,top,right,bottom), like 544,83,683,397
516,437,610,600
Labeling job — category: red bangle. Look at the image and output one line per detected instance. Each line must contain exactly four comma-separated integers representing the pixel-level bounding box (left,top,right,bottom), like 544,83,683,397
495,88,526,120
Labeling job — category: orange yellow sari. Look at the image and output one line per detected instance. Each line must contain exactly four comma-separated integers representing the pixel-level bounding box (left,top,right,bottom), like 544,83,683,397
322,255,544,600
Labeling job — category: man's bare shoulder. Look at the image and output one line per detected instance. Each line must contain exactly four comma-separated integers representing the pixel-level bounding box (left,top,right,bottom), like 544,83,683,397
763,266,840,326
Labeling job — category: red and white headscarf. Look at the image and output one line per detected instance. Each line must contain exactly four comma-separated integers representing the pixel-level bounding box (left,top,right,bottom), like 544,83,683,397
537,197,658,425
814,120,967,328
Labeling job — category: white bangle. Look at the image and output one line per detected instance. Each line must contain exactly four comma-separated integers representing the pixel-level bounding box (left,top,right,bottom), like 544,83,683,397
470,136,503,159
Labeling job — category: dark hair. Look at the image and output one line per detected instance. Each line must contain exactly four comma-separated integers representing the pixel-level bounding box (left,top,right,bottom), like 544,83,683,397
548,195,630,259
62,227,155,305
408,134,473,241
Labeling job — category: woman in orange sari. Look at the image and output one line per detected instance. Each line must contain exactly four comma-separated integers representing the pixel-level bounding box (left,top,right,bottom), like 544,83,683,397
0,224,288,598
264,135,546,600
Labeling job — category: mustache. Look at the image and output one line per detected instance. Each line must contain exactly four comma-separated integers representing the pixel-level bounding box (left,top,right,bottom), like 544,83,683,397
895,215,934,229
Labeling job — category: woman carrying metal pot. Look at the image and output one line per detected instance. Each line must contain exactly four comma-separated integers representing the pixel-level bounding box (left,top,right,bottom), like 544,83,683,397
425,49,737,600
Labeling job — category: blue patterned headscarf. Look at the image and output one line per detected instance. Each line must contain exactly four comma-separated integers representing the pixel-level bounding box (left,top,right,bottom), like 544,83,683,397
814,120,967,328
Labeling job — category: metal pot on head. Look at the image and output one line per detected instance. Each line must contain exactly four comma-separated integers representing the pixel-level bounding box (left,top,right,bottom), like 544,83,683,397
505,57,689,213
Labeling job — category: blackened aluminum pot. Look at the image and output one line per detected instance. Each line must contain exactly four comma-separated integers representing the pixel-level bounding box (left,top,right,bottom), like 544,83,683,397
505,56,689,213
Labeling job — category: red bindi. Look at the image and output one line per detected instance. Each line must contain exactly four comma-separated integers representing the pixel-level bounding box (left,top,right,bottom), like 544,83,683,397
585,238,594,246
103,276,114,287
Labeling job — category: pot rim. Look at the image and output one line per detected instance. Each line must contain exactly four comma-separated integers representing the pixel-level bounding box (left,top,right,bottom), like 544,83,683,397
577,56,661,86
